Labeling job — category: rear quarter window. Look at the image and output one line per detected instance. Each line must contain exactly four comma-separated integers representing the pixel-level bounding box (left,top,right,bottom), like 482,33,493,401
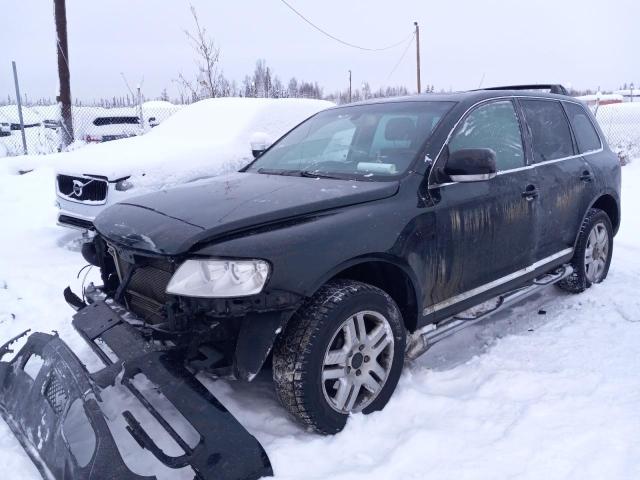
563,102,602,153
520,100,574,162
93,116,140,126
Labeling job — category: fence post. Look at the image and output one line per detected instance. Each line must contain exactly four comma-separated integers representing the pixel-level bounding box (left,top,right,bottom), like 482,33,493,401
137,85,144,133
11,61,28,155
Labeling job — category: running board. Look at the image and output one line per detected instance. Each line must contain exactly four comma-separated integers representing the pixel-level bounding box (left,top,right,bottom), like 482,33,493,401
406,265,573,360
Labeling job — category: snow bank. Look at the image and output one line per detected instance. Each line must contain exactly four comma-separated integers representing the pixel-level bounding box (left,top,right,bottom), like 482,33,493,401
0,156,639,478
3,97,333,191
0,105,43,125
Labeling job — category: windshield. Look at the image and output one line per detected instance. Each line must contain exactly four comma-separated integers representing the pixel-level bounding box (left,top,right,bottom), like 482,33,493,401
247,101,454,179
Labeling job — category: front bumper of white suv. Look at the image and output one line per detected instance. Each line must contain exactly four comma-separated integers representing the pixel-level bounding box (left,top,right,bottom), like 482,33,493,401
55,173,131,230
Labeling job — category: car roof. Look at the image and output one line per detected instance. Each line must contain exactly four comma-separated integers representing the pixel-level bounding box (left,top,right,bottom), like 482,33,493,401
333,88,577,109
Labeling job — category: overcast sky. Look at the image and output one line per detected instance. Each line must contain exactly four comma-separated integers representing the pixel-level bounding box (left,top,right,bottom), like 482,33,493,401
1,0,639,102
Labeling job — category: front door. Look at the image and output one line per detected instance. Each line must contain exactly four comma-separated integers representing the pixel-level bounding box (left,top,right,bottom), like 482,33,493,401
425,99,539,313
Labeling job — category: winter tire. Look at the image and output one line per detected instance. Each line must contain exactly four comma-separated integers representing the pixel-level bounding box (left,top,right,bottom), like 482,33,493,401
557,208,613,294
273,279,406,434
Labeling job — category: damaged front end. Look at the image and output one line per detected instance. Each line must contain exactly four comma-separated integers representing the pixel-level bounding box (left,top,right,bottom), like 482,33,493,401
0,293,275,480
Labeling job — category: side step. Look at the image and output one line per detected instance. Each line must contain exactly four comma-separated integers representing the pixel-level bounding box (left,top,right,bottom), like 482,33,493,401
406,265,573,360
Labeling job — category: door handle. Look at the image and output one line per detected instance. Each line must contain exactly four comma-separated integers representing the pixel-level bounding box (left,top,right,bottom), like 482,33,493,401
580,170,593,182
522,184,539,201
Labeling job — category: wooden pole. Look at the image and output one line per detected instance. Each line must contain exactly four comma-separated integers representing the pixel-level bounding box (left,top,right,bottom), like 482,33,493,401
414,21,421,94
54,0,74,146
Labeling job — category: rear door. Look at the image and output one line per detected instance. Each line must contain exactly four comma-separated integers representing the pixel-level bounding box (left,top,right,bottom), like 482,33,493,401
426,99,539,310
519,99,595,261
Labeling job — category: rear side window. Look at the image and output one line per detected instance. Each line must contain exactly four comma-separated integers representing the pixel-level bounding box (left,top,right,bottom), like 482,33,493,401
520,100,574,162
93,116,139,126
448,100,524,171
563,102,601,153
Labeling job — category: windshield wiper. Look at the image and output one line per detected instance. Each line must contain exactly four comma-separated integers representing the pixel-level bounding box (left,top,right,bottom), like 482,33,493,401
299,170,345,180
257,168,345,180
257,168,303,177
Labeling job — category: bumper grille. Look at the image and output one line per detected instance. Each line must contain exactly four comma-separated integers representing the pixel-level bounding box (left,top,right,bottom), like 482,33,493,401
57,175,107,203
45,374,68,415
58,214,94,230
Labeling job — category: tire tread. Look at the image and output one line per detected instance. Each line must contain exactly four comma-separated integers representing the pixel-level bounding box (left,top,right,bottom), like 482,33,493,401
272,279,398,434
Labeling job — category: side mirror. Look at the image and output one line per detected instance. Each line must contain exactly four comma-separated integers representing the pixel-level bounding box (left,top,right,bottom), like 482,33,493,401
251,145,267,159
249,132,272,159
444,148,497,182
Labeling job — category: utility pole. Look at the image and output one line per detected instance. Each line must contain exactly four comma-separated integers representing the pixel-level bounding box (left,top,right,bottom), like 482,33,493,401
348,70,352,103
54,0,74,147
414,21,421,94
11,61,28,155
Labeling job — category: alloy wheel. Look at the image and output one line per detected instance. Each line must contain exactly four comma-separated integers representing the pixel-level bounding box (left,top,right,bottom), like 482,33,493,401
584,222,609,283
321,310,394,413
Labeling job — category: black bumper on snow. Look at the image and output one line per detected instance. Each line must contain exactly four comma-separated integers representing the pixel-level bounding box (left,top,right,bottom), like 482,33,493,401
0,300,273,480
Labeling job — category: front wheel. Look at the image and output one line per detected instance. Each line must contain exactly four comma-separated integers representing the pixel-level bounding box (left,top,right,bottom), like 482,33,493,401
557,208,613,293
272,280,406,434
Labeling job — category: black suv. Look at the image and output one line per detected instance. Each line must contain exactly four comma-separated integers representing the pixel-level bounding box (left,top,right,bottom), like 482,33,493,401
80,85,620,437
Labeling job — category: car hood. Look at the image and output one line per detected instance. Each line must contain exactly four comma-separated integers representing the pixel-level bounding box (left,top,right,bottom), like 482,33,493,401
94,172,399,255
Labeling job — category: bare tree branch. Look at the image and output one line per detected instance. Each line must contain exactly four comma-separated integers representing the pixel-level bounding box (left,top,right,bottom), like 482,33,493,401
178,4,224,99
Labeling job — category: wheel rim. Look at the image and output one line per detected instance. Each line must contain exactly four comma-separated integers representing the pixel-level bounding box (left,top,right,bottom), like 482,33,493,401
321,310,394,414
585,222,609,283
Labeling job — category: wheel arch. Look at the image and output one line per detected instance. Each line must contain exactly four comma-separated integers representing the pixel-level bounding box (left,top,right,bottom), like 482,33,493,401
589,193,620,235
310,256,421,333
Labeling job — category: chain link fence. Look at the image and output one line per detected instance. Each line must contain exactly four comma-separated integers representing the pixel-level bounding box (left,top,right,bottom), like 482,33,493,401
0,101,182,157
2,91,640,163
593,102,640,164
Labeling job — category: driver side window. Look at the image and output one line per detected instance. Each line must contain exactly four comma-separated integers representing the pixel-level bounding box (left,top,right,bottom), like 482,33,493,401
448,100,525,171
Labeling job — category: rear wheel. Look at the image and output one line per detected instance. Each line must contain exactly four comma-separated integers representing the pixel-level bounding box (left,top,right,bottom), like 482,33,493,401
272,280,406,434
557,208,613,293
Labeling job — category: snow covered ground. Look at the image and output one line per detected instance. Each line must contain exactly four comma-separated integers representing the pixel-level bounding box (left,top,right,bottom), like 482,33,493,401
0,159,638,479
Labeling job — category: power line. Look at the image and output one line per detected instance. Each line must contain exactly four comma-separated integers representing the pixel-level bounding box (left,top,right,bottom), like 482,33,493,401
386,33,415,81
277,0,412,52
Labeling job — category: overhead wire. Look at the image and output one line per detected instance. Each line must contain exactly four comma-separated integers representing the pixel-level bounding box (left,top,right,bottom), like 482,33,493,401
386,33,415,81
277,0,412,52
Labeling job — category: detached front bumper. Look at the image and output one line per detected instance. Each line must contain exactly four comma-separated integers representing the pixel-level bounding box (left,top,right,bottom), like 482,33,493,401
0,300,273,480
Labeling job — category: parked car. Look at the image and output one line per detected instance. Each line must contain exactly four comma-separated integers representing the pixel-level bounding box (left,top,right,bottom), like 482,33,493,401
83,84,620,429
4,85,620,478
55,97,334,230
84,112,141,143
43,119,61,130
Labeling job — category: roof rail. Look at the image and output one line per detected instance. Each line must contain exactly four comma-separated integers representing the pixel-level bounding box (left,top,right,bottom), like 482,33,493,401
479,84,569,95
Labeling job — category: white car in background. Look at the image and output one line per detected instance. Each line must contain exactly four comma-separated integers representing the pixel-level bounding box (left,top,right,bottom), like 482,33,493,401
83,109,141,143
55,97,333,230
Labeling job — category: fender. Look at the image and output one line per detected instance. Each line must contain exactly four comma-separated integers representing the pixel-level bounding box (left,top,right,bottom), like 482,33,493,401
574,189,621,249
307,253,422,322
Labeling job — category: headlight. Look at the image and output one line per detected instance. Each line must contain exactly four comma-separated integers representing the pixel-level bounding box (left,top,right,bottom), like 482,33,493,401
166,259,270,298
115,178,134,191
